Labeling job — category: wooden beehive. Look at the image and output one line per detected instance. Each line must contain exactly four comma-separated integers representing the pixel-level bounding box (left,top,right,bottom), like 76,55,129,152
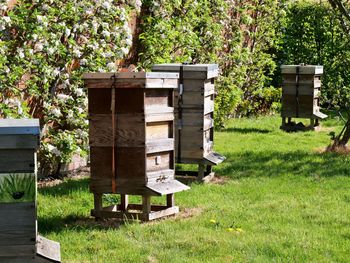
152,64,225,182
83,72,189,221
281,65,327,131
0,119,60,262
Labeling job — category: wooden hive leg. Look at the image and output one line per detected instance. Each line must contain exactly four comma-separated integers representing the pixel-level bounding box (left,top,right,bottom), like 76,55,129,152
94,193,103,220
310,118,315,128
166,194,175,208
315,118,320,126
282,117,286,127
142,195,151,221
120,194,128,211
198,164,205,181
288,117,292,124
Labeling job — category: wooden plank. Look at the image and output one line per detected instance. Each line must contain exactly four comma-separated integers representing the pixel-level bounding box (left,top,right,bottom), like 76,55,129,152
146,152,172,172
89,114,145,147
0,119,40,135
146,121,171,141
0,202,36,246
0,135,39,149
283,86,320,95
282,74,320,83
144,106,174,115
281,65,323,75
36,235,61,263
145,112,174,122
0,245,36,257
145,89,172,108
0,150,35,173
146,139,174,154
204,100,214,115
146,180,189,195
88,88,144,114
83,72,179,80
147,169,174,184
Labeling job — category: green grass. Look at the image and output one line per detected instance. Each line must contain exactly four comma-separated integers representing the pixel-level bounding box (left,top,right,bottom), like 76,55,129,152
38,115,350,262
0,173,35,202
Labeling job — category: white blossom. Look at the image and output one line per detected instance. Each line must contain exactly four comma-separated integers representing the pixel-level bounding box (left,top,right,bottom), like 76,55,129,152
17,48,25,58
121,47,129,55
34,42,44,52
102,30,110,38
80,58,88,65
107,62,116,71
57,94,70,101
51,108,62,117
65,28,71,37
47,144,61,156
102,1,111,10
75,88,84,97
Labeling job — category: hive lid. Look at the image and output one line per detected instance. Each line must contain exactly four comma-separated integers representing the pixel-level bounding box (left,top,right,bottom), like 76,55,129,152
0,119,40,135
152,63,219,79
82,72,179,79
146,179,190,196
203,152,226,165
281,65,323,75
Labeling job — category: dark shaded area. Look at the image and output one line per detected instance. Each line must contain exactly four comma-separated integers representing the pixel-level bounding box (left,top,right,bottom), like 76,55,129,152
221,127,272,134
215,150,350,179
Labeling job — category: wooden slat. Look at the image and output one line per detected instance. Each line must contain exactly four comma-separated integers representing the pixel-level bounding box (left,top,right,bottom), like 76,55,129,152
0,150,35,173
146,180,189,195
0,202,36,250
145,112,174,122
146,139,174,154
88,88,144,114
204,100,214,115
36,235,61,263
0,119,40,135
281,65,323,75
147,169,174,184
83,72,179,80
146,122,171,140
0,245,36,257
89,114,145,147
146,152,172,172
0,135,39,149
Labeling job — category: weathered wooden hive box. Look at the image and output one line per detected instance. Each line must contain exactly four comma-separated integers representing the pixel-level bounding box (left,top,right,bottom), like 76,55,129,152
83,72,189,221
0,119,60,262
281,65,327,131
152,64,225,181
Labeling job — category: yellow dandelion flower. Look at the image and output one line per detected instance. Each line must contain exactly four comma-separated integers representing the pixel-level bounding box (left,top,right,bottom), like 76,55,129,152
210,219,216,224
226,228,234,232
236,228,243,232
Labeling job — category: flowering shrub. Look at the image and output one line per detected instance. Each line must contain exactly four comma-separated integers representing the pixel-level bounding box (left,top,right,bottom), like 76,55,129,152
0,0,139,175
1,0,284,175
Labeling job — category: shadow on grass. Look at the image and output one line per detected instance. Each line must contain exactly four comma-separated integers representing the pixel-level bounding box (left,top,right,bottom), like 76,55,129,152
38,214,125,235
221,127,272,134
39,178,90,197
216,150,350,179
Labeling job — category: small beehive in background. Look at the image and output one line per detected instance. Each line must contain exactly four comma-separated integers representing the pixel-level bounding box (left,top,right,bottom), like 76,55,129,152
0,119,61,262
83,72,189,221
281,65,327,131
152,64,225,182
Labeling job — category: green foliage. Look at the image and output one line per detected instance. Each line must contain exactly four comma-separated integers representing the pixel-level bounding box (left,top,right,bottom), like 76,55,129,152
0,0,139,175
0,173,35,203
139,0,285,126
277,0,350,109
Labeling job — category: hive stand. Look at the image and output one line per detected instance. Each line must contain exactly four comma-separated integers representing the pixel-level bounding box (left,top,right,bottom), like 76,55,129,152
0,119,61,263
280,65,327,132
83,72,190,221
152,64,225,183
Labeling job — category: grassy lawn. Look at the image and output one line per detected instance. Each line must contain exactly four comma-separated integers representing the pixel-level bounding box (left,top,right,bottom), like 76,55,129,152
38,115,350,262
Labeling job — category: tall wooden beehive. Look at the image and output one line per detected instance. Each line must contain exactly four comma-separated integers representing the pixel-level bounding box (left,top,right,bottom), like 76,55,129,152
83,72,189,221
281,65,327,131
152,64,225,182
0,119,60,262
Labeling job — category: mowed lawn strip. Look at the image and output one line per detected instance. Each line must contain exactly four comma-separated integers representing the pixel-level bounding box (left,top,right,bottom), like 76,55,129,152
38,115,350,262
